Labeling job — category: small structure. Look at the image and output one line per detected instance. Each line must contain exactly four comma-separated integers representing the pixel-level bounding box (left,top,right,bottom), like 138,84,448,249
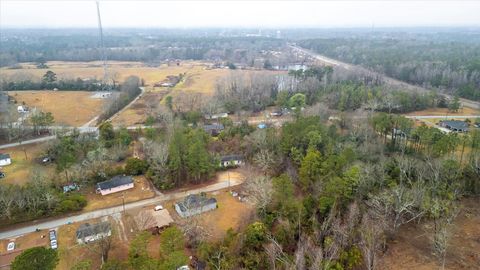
96,175,134,196
204,112,228,120
175,194,217,218
270,111,283,117
135,209,174,234
438,120,469,132
0,154,12,166
76,222,111,244
203,123,224,136
62,183,79,193
17,105,29,113
257,123,267,129
219,155,244,168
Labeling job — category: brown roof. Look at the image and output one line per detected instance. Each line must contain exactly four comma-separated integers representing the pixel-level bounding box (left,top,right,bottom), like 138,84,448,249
135,209,174,230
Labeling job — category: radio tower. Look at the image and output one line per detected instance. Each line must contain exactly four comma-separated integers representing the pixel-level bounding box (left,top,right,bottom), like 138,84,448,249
96,1,109,90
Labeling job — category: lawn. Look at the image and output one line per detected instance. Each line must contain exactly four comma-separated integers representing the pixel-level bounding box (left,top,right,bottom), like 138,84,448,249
0,143,53,186
7,90,106,127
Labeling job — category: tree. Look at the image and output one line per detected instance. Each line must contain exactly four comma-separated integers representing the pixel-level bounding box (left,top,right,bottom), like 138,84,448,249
125,157,148,175
99,122,115,148
11,247,58,270
42,70,57,84
71,260,92,270
30,111,54,135
159,227,188,270
299,148,322,188
128,232,157,270
448,95,460,112
165,95,173,111
289,93,306,116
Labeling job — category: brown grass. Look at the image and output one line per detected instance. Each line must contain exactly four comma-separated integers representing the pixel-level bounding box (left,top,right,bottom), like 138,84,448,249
405,107,480,117
0,143,54,186
8,91,106,126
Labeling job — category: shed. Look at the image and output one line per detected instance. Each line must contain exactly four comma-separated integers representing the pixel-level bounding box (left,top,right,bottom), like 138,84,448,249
76,222,111,244
96,175,134,196
175,194,217,218
0,153,12,166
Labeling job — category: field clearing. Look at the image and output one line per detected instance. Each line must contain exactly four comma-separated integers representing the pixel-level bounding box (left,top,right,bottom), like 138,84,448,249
7,91,106,126
380,198,480,270
405,107,480,117
82,176,155,212
0,143,53,186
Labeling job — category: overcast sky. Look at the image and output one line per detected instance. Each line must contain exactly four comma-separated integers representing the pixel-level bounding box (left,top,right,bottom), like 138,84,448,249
1,1,479,28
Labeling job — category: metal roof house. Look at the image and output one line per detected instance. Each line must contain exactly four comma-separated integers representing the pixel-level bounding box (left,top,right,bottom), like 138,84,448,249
175,194,217,218
439,120,469,132
203,123,224,136
219,155,244,168
96,175,134,196
0,153,12,166
76,222,111,244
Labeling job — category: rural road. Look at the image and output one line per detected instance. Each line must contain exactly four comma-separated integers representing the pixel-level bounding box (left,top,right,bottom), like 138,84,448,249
289,44,480,110
0,175,243,240
405,115,480,119
107,86,145,123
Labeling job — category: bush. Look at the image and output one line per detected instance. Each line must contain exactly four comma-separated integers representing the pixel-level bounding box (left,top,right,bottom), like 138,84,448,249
125,158,148,175
11,247,58,270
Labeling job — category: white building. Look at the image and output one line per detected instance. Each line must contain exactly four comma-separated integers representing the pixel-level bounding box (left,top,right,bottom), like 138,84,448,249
0,154,12,166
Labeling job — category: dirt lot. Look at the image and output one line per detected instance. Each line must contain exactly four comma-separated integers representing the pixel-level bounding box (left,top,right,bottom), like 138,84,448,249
0,143,54,186
0,229,50,268
7,91,106,126
379,197,480,270
82,176,155,212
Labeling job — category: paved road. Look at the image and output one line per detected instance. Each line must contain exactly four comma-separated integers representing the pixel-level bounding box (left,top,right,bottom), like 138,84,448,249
0,176,242,240
405,115,480,119
289,45,480,110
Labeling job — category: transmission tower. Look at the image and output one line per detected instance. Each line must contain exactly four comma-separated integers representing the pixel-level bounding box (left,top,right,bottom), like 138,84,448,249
96,1,109,90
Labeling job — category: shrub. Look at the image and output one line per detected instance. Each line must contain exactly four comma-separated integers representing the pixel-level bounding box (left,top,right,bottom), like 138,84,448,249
125,158,148,175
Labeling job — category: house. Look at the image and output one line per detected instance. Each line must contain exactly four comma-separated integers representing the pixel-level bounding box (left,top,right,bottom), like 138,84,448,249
175,194,217,218
96,175,134,196
135,209,174,234
203,123,224,136
204,112,228,120
17,105,29,113
76,222,111,244
219,155,244,168
439,120,469,132
0,154,12,166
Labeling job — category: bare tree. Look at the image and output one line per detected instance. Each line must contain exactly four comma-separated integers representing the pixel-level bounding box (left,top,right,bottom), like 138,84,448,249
244,173,272,216
359,212,385,270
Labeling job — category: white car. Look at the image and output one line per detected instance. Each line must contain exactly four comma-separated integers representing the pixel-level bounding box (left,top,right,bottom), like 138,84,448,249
7,242,15,251
50,240,58,249
154,205,164,211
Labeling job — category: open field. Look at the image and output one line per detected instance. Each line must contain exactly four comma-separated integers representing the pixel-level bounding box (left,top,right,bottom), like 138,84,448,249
7,91,106,126
380,197,480,270
0,143,53,186
83,176,155,212
405,107,480,117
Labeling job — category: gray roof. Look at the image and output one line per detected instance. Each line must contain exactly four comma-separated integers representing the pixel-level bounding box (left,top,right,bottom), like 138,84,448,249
203,124,224,131
76,222,111,239
96,175,133,190
440,120,468,130
220,155,243,162
0,153,11,160
176,194,217,213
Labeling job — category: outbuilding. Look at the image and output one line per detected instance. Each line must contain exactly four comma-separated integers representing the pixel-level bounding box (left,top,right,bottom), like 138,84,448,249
219,155,244,168
0,154,12,166
96,175,134,196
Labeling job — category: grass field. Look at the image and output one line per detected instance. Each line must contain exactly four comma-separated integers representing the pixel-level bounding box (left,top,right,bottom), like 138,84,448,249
8,91,106,126
405,107,480,117
0,143,53,186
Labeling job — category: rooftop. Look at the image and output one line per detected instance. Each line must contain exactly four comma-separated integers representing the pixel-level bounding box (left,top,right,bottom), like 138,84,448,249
76,222,111,239
440,120,468,130
96,175,133,190
203,123,224,131
220,155,243,162
176,194,217,213
0,153,11,160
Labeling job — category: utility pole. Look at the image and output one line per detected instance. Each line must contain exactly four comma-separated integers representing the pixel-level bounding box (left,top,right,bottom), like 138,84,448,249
96,1,109,90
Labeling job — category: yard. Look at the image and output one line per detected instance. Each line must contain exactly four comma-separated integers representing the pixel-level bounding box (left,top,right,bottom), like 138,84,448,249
7,90,107,127
0,143,53,186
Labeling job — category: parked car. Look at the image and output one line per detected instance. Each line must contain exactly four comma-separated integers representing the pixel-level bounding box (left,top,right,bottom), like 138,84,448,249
50,239,58,249
42,157,52,164
154,205,164,211
49,230,56,241
0,172,5,178
7,242,15,251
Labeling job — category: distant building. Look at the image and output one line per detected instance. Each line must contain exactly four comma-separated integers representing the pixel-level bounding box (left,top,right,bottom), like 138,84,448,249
17,105,29,113
175,194,217,218
204,112,228,120
219,155,244,168
62,183,79,193
439,120,469,132
96,175,134,196
203,123,224,136
76,222,111,244
0,153,12,166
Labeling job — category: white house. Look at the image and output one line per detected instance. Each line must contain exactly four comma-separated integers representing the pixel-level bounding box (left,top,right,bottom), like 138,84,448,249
219,155,244,168
0,154,12,166
96,175,134,196
76,222,111,244
175,194,217,218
